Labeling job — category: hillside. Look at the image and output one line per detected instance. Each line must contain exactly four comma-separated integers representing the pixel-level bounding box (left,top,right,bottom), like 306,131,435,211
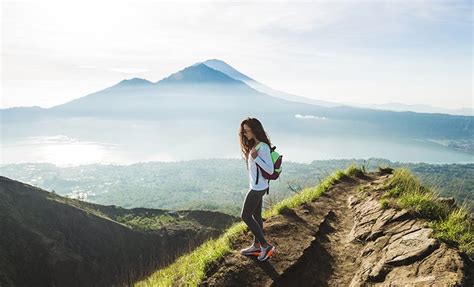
0,176,236,287
138,167,474,286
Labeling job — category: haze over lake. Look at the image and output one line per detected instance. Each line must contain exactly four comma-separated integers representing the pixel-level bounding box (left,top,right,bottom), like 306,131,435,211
2,131,472,167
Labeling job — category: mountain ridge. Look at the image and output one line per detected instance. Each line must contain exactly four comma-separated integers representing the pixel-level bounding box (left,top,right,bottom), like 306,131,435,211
0,175,236,287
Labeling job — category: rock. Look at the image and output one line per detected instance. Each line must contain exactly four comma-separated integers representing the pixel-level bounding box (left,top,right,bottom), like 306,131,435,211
383,244,466,286
384,228,439,266
437,196,456,208
378,167,394,175
347,189,469,286
347,195,360,208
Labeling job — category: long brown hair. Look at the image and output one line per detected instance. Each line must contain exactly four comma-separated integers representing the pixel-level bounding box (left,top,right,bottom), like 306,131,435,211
239,117,272,167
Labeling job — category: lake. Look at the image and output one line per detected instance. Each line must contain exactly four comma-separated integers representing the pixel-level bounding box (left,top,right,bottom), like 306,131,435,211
1,133,472,167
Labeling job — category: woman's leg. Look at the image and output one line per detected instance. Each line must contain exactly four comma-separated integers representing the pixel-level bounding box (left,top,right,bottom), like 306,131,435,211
252,195,263,245
241,189,267,246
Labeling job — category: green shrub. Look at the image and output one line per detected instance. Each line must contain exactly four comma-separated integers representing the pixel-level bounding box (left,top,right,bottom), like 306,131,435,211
346,164,364,178
428,206,474,257
380,198,390,209
397,191,450,220
383,167,430,195
387,186,403,198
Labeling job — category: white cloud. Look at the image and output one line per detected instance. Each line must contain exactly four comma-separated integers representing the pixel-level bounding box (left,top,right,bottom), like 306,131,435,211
295,114,327,120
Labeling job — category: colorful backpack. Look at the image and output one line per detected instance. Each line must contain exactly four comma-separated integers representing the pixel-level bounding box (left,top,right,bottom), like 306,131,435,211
255,142,283,193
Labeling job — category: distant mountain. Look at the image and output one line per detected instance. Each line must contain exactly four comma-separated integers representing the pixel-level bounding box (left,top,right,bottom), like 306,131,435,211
0,176,236,287
200,59,254,82
202,59,472,116
160,63,241,84
0,106,47,122
113,77,154,88
0,58,472,152
340,101,474,116
201,59,342,107
44,63,275,119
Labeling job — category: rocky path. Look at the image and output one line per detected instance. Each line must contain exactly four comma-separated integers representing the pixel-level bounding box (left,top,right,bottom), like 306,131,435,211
201,173,367,286
200,171,473,286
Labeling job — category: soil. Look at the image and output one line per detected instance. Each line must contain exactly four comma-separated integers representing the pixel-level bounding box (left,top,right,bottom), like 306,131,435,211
200,171,473,286
202,174,365,286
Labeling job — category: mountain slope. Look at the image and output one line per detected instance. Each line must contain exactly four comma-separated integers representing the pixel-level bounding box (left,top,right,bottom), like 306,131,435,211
137,167,473,286
202,59,473,115
201,59,342,108
0,176,236,287
200,59,254,82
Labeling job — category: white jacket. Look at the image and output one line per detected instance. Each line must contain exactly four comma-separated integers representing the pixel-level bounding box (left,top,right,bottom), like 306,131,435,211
247,142,274,191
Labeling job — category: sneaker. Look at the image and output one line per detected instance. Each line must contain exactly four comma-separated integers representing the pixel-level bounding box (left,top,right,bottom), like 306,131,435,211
240,243,261,256
257,244,275,261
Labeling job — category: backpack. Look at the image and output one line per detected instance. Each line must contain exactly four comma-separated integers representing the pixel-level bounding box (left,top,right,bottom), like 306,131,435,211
254,142,283,194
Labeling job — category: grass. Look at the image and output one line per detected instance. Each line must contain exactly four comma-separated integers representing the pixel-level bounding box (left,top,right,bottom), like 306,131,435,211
346,163,365,178
264,168,346,218
382,167,430,196
381,167,474,258
397,191,451,220
380,198,390,209
135,165,359,287
428,206,474,256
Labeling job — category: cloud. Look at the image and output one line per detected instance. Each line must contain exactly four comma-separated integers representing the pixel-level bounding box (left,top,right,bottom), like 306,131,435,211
295,114,327,120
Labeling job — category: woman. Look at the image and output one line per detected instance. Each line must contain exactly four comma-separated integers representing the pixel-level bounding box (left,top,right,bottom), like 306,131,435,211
238,117,275,261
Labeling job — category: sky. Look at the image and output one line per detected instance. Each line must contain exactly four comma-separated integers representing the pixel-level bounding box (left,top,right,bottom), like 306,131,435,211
1,0,472,110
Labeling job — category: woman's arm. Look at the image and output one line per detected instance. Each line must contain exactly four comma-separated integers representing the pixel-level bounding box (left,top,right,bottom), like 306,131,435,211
254,144,274,174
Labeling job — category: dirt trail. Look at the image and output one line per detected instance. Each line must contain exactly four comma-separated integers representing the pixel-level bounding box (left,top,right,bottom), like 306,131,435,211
200,170,473,286
201,173,375,286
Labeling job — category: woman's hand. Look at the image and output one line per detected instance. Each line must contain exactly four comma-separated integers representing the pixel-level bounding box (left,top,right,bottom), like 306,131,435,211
250,147,258,159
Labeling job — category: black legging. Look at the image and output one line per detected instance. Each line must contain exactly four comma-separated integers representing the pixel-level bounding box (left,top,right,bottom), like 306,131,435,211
241,188,268,245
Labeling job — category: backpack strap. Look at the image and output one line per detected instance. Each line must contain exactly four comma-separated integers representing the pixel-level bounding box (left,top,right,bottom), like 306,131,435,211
255,163,270,194
255,164,260,185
